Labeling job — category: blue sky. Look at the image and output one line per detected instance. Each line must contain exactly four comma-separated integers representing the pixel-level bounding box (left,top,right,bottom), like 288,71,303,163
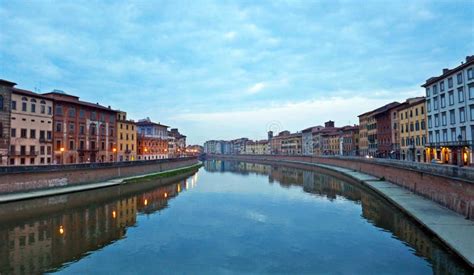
0,0,473,144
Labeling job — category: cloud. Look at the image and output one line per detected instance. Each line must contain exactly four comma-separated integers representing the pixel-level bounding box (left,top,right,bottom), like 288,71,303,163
224,31,237,40
246,82,266,94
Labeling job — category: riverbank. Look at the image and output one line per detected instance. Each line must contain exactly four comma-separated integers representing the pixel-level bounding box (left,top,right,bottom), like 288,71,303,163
0,163,202,204
207,155,474,268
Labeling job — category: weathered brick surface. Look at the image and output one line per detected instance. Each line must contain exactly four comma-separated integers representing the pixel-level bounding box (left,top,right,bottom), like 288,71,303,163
0,157,198,194
209,154,474,220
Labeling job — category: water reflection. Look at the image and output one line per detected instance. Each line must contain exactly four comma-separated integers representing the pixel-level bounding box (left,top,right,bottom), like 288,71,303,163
204,160,471,274
0,171,197,274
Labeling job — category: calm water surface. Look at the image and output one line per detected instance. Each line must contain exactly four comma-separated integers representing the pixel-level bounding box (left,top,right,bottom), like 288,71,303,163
0,160,470,274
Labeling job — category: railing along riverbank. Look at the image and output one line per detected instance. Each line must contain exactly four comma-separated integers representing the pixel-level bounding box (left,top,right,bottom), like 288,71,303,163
0,157,199,195
207,154,474,220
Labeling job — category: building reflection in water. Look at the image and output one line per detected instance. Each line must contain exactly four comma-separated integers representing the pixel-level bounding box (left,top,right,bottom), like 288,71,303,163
204,160,470,274
0,172,195,274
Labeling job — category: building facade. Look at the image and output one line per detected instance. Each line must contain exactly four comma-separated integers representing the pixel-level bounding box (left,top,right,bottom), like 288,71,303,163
168,128,186,157
136,118,169,160
302,125,323,156
116,111,137,162
0,80,13,166
374,102,401,158
9,87,54,165
423,55,474,165
43,90,118,164
341,125,359,156
398,97,427,162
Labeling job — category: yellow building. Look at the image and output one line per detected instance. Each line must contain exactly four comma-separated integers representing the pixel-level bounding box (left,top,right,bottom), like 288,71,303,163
398,97,427,162
116,111,137,161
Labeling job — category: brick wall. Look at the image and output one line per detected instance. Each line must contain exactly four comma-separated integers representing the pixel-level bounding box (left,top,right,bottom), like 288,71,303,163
0,157,199,194
208,154,474,220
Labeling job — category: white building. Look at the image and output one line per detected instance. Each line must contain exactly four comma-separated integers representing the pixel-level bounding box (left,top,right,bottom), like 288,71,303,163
423,55,474,166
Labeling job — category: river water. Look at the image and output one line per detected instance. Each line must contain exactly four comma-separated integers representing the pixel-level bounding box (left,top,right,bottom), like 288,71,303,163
0,160,470,274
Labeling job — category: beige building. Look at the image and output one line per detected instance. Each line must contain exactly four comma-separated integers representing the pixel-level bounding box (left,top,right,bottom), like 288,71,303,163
244,140,269,155
116,111,137,161
9,89,53,165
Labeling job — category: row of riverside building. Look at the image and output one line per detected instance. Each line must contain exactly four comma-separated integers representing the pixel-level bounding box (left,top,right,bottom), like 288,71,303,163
0,79,188,166
204,55,474,166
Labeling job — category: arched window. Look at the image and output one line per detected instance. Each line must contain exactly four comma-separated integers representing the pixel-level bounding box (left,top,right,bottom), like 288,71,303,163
40,100,46,104
0,95,3,110
22,97,27,101
30,98,36,102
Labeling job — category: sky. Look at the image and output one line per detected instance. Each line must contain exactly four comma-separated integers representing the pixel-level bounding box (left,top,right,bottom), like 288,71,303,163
0,0,473,145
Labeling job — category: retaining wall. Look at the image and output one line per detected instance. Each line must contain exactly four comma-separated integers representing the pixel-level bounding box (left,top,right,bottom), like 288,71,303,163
208,154,474,220
0,157,199,195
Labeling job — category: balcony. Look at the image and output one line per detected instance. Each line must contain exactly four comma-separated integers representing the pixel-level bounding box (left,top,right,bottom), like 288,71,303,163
39,137,53,143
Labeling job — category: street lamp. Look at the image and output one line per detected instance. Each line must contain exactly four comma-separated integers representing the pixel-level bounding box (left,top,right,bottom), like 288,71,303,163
60,147,65,165
112,147,117,162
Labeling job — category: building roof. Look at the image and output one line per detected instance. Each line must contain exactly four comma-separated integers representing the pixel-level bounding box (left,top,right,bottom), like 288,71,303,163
397,97,426,110
302,125,324,133
12,87,53,100
43,90,118,113
422,55,474,87
136,118,169,128
359,101,400,117
0,79,17,87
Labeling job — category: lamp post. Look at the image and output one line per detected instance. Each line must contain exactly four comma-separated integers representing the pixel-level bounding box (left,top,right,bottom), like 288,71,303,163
112,147,117,162
60,147,65,165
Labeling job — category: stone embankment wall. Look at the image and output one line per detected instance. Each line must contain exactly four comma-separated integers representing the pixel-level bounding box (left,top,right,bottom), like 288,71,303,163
208,154,474,220
0,157,199,195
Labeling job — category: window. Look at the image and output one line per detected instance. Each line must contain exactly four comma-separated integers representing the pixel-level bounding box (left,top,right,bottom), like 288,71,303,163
440,81,445,92
68,108,76,117
449,91,454,105
421,120,425,130
11,100,16,110
415,121,420,131
80,109,85,118
441,112,447,126
471,105,474,121
30,129,36,139
442,130,448,142
22,102,27,112
40,130,45,140
47,131,52,140
31,103,36,113
79,124,85,135
435,131,440,142
450,110,456,124
426,87,430,97
41,105,45,114
428,131,433,143
433,84,438,94
457,72,463,84
451,128,457,142
48,106,52,115
460,107,466,123
448,77,453,88
69,140,74,150
433,97,439,110
20,128,27,138
56,122,62,132
440,94,446,108
55,105,63,115
458,88,465,103
468,68,473,79
91,111,97,120
469,85,474,100
434,114,439,127
428,116,432,128
69,123,75,133
56,140,61,150
11,128,16,137
427,99,431,112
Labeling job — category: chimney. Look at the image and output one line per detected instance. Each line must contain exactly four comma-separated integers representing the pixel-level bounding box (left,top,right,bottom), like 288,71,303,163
442,68,449,74
325,120,335,128
467,55,474,63
268,131,273,140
